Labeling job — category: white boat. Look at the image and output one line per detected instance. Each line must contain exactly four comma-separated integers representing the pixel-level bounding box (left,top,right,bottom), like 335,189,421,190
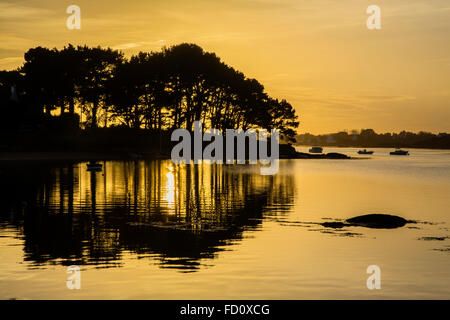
390,149,409,156
309,146,323,153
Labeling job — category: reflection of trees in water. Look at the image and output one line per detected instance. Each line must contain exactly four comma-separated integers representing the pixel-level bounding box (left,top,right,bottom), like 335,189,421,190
0,161,294,271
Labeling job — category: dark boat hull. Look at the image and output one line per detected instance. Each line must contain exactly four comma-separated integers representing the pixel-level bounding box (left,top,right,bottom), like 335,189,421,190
390,151,409,155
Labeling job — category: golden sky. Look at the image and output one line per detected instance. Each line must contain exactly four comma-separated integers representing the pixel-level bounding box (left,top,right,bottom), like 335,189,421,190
1,0,449,134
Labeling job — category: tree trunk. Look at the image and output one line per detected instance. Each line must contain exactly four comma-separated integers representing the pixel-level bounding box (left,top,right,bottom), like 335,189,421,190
60,100,66,115
69,97,75,114
91,100,98,128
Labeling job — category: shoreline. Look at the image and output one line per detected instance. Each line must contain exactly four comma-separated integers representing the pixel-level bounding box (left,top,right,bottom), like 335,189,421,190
0,151,168,162
294,145,450,151
0,151,356,162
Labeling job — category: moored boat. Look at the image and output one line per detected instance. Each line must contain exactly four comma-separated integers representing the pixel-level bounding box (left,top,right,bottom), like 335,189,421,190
357,149,374,155
309,146,323,153
390,149,409,155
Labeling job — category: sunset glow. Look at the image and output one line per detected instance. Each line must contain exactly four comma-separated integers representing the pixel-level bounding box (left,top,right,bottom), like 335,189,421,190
1,0,449,133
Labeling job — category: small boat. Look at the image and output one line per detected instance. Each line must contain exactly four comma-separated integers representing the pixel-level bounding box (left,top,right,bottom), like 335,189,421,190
358,149,374,155
87,162,103,171
309,146,323,153
390,149,409,156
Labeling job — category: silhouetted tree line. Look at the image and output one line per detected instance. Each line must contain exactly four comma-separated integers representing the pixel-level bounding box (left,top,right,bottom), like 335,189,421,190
296,129,450,149
0,43,299,144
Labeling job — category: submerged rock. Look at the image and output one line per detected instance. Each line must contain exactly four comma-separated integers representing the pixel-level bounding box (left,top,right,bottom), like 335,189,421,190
346,214,409,229
418,236,449,241
322,214,410,229
325,152,351,159
321,221,347,228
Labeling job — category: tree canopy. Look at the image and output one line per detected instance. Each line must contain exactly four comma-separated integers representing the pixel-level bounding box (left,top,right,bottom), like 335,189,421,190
1,43,299,141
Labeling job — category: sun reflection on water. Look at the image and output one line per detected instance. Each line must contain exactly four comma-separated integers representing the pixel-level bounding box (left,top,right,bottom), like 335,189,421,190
163,164,176,212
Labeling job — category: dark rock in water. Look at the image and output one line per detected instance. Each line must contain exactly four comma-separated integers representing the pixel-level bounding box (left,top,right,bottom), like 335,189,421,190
325,152,350,159
418,236,449,241
321,221,346,228
322,214,409,229
346,214,408,229
294,152,350,159
295,152,314,159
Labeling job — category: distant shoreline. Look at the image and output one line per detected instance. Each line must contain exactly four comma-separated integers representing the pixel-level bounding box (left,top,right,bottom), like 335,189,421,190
295,130,450,149
294,144,450,150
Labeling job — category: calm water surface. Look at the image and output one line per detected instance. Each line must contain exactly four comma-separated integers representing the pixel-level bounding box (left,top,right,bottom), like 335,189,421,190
1,147,449,299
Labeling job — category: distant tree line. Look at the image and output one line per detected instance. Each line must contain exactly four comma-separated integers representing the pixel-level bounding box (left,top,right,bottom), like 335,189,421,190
0,43,299,142
296,129,450,149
